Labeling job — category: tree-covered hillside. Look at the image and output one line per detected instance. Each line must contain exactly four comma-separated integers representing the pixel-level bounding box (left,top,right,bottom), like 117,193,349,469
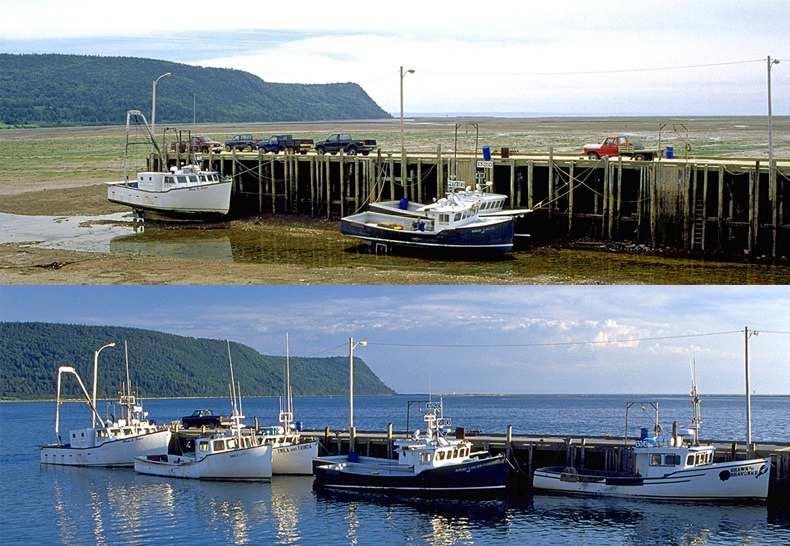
0,322,394,400
0,54,390,126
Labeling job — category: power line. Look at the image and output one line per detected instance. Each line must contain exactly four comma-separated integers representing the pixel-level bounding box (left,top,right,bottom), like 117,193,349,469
420,58,766,78
366,330,743,349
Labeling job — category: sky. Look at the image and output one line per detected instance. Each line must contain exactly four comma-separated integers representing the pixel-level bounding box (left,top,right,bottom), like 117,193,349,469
2,285,789,395
1,0,788,115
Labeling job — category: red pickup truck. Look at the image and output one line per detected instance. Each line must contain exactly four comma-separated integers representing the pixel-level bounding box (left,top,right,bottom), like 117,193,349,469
583,135,661,160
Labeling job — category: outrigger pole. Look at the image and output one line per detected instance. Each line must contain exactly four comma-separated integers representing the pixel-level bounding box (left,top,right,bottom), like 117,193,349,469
55,366,106,442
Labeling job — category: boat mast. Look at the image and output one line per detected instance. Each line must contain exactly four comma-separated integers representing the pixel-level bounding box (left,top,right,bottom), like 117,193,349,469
124,340,133,422
226,340,242,439
689,356,702,445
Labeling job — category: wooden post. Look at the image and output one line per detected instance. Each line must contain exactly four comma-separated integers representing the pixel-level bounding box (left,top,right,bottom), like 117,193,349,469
388,155,395,200
257,148,263,215
616,157,623,238
354,158,360,211
387,422,393,459
771,159,778,258
702,166,709,251
753,162,761,254
748,163,755,254
636,166,644,241
350,426,356,454
270,156,276,215
650,163,657,247
324,426,330,456
602,158,610,238
718,165,725,250
527,161,534,208
294,156,300,214
509,160,516,209
325,155,331,219
568,162,575,234
417,159,422,203
310,157,315,217
436,145,443,199
284,152,289,212
548,148,554,217
687,165,696,250
339,151,345,218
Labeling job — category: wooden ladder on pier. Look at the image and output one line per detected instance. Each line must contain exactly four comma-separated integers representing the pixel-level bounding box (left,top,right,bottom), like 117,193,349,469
691,187,706,251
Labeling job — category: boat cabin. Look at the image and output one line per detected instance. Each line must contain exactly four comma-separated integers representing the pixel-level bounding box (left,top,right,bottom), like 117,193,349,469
66,422,159,448
194,434,255,460
393,401,474,470
130,165,223,192
633,439,715,478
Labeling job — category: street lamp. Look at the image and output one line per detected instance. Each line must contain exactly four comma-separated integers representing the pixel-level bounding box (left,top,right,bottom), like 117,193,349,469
348,337,367,432
91,342,116,427
151,72,172,134
400,66,415,195
744,327,759,448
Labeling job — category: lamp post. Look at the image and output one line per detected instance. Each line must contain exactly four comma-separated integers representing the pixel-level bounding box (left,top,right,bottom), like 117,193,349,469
91,342,116,427
744,326,759,449
400,66,415,196
348,337,367,432
151,72,172,135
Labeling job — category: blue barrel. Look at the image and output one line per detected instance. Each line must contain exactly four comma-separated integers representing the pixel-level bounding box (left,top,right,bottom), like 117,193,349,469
482,145,491,161
399,196,409,210
665,146,674,159
348,452,359,463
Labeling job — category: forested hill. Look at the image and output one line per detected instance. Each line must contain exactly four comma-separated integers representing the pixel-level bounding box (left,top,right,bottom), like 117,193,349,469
0,54,390,126
0,322,394,400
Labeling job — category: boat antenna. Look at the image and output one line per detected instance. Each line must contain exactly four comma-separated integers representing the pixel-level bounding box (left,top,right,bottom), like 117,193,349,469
280,333,293,432
689,355,702,445
226,340,239,418
124,340,132,422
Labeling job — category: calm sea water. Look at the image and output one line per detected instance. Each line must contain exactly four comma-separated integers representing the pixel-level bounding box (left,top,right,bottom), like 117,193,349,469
1,395,788,545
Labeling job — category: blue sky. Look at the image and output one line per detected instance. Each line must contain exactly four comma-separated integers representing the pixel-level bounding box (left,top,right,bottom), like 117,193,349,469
2,286,789,395
2,0,788,115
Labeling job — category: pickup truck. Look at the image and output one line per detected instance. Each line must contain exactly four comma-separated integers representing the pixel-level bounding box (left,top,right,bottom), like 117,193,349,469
583,135,661,160
171,135,223,154
315,133,376,156
181,409,229,429
224,134,260,151
258,134,314,154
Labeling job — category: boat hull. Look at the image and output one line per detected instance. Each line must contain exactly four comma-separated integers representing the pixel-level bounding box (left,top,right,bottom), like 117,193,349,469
40,429,172,467
313,455,507,497
340,214,514,252
272,441,319,475
107,180,232,220
533,458,771,501
134,444,272,481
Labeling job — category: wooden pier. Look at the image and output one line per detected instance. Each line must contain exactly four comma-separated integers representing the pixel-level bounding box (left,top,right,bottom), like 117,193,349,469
297,426,790,502
160,147,789,259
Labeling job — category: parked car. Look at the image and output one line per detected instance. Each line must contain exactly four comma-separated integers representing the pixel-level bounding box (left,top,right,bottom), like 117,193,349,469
258,134,314,154
583,135,661,160
224,134,260,151
180,409,229,429
170,136,222,154
315,133,377,155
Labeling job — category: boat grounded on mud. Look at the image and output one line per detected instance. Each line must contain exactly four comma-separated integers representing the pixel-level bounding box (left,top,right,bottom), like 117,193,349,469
341,191,515,252
533,384,771,501
313,400,508,497
134,341,272,481
40,342,171,467
107,164,232,221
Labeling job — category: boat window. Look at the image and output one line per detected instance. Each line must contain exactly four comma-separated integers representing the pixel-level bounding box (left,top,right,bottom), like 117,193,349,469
124,428,132,435
650,453,662,466
438,451,445,461
453,449,459,458
188,175,199,183
214,440,225,451
695,453,705,465
439,214,448,223
164,176,174,184
226,439,237,450
686,454,694,466
665,454,680,465
199,442,209,452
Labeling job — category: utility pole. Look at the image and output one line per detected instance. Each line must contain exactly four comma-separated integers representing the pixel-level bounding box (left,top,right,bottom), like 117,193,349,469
348,337,367,433
767,55,780,256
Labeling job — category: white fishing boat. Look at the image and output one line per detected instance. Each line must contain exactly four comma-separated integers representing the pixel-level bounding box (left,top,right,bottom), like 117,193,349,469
107,164,232,221
533,367,771,501
40,341,171,467
369,179,532,220
106,110,231,221
313,400,507,497
341,191,515,252
134,340,272,481
250,334,318,475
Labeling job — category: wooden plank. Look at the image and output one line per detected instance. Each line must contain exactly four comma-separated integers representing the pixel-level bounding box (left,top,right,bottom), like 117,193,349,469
548,147,554,217
310,157,315,217
354,158,360,211
636,166,643,241
527,161,534,208
339,151,345,218
325,155,330,219
602,158,609,238
388,156,395,200
257,148,263,215
717,165,725,250
753,161,760,253
417,159,422,203
270,156,276,214
509,160,516,209
568,162,575,234
702,166,709,251
650,163,657,247
294,156,300,214
616,157,623,238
